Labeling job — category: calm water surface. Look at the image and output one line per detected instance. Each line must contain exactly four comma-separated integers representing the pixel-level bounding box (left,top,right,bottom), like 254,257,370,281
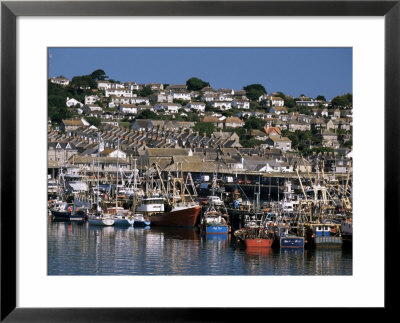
48,220,352,275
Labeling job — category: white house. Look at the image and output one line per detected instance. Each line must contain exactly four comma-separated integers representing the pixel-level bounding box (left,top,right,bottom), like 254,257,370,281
202,94,217,102
232,99,250,109
186,102,206,112
111,97,131,105
267,135,292,151
109,83,125,89
100,148,127,159
66,97,83,108
119,104,138,115
154,103,181,114
83,104,102,114
211,101,232,110
149,93,173,103
270,96,285,107
258,93,270,103
50,77,69,86
225,117,244,128
218,88,235,95
105,88,133,98
97,80,111,90
131,97,150,105
124,81,140,91
85,95,100,105
321,108,329,117
170,91,191,101
296,100,320,107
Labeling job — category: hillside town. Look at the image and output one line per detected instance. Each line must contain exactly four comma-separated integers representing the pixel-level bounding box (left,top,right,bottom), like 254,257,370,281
47,52,353,277
48,70,352,178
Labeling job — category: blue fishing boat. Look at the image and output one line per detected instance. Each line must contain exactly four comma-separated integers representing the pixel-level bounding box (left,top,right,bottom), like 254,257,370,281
201,172,230,235
201,205,229,235
273,224,305,248
50,201,86,222
133,213,151,227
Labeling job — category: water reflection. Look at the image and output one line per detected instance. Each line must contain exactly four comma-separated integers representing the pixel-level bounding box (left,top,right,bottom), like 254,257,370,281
48,221,352,276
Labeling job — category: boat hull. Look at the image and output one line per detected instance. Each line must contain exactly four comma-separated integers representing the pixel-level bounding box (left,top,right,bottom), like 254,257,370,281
279,236,304,248
87,217,114,226
114,218,135,227
149,205,201,227
50,209,85,221
133,220,151,227
244,238,273,248
314,236,343,248
205,225,229,235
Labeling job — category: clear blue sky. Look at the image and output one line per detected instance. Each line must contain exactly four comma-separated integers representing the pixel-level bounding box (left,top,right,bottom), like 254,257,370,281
48,47,352,100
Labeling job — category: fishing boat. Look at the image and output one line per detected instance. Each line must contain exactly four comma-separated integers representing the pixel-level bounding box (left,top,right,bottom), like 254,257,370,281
132,213,151,227
108,206,134,227
110,139,135,227
201,172,229,234
272,221,304,248
149,203,201,227
234,214,274,248
292,158,344,248
138,164,201,227
87,207,115,226
50,200,86,222
201,204,229,235
87,133,115,227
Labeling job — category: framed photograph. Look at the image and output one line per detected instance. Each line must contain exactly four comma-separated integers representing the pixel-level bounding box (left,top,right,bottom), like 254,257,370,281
1,0,398,321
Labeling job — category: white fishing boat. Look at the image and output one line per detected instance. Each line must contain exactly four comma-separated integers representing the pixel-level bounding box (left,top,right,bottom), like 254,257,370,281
87,212,115,226
87,133,115,227
112,139,135,227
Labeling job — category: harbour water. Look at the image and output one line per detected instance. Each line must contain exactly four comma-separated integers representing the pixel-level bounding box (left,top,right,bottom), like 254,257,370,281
48,220,352,276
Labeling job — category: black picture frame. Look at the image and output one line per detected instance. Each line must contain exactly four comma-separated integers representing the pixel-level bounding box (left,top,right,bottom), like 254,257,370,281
1,1,398,321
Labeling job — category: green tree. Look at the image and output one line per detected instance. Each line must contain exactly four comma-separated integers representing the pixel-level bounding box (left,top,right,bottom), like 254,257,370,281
240,138,265,148
193,122,215,137
48,105,73,124
90,69,108,81
48,95,66,109
243,84,267,101
71,75,96,89
316,95,326,101
139,85,154,97
342,139,353,149
276,92,295,108
135,109,159,119
187,113,200,122
186,77,210,91
244,116,263,130
331,93,352,108
85,117,102,127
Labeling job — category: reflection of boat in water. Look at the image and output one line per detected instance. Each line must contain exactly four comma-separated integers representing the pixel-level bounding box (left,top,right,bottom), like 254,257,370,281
148,227,200,241
205,234,229,242
245,246,273,256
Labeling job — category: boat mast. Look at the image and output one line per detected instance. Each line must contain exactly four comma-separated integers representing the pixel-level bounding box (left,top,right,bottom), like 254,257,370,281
116,137,119,211
97,132,101,211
